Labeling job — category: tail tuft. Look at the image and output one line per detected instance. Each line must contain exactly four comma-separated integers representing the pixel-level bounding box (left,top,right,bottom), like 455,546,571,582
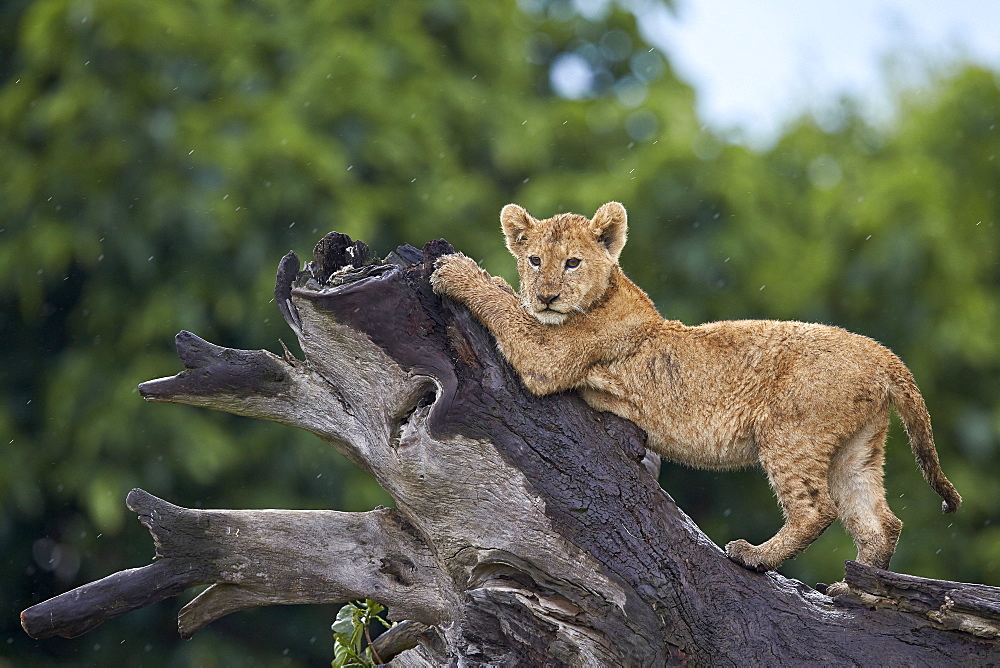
942,491,962,514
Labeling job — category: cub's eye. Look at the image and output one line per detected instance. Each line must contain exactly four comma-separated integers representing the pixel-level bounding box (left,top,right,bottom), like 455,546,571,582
565,258,581,269
528,256,541,267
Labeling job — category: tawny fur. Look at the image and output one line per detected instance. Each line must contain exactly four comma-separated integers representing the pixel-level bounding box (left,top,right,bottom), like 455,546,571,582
430,202,961,589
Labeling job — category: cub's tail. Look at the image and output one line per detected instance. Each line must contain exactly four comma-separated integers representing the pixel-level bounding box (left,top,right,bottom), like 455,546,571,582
886,362,962,513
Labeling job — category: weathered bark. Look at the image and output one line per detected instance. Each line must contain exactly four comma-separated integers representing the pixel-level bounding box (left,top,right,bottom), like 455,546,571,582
21,489,452,641
21,232,1000,665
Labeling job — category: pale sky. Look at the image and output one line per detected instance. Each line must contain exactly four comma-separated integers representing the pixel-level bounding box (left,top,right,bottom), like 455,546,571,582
640,0,1000,146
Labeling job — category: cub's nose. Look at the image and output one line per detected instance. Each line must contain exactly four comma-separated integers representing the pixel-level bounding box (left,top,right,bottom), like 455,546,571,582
537,293,560,306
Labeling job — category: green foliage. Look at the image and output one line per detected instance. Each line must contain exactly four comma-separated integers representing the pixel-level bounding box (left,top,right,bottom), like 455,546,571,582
2,0,997,663
331,599,393,668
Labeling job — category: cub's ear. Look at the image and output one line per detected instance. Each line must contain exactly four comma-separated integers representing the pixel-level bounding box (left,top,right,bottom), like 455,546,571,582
591,201,628,261
500,203,536,254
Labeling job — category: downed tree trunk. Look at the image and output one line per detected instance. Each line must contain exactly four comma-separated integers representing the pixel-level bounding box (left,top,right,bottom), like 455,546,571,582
21,233,1000,664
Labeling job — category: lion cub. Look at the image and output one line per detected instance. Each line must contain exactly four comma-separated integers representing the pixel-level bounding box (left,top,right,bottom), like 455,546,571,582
431,201,961,587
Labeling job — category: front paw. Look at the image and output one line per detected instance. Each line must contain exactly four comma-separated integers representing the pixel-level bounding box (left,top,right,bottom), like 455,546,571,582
430,253,488,297
725,539,771,572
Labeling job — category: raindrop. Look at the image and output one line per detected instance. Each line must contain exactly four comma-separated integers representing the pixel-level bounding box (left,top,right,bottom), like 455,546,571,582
33,538,59,571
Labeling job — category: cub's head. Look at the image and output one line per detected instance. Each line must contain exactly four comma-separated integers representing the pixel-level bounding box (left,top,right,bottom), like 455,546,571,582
501,201,627,325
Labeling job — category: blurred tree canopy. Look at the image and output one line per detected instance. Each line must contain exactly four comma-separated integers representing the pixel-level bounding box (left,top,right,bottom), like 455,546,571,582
2,0,997,664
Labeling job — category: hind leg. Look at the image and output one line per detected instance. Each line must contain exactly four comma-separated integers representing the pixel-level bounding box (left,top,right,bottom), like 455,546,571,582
829,422,902,569
823,421,902,597
726,436,839,572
